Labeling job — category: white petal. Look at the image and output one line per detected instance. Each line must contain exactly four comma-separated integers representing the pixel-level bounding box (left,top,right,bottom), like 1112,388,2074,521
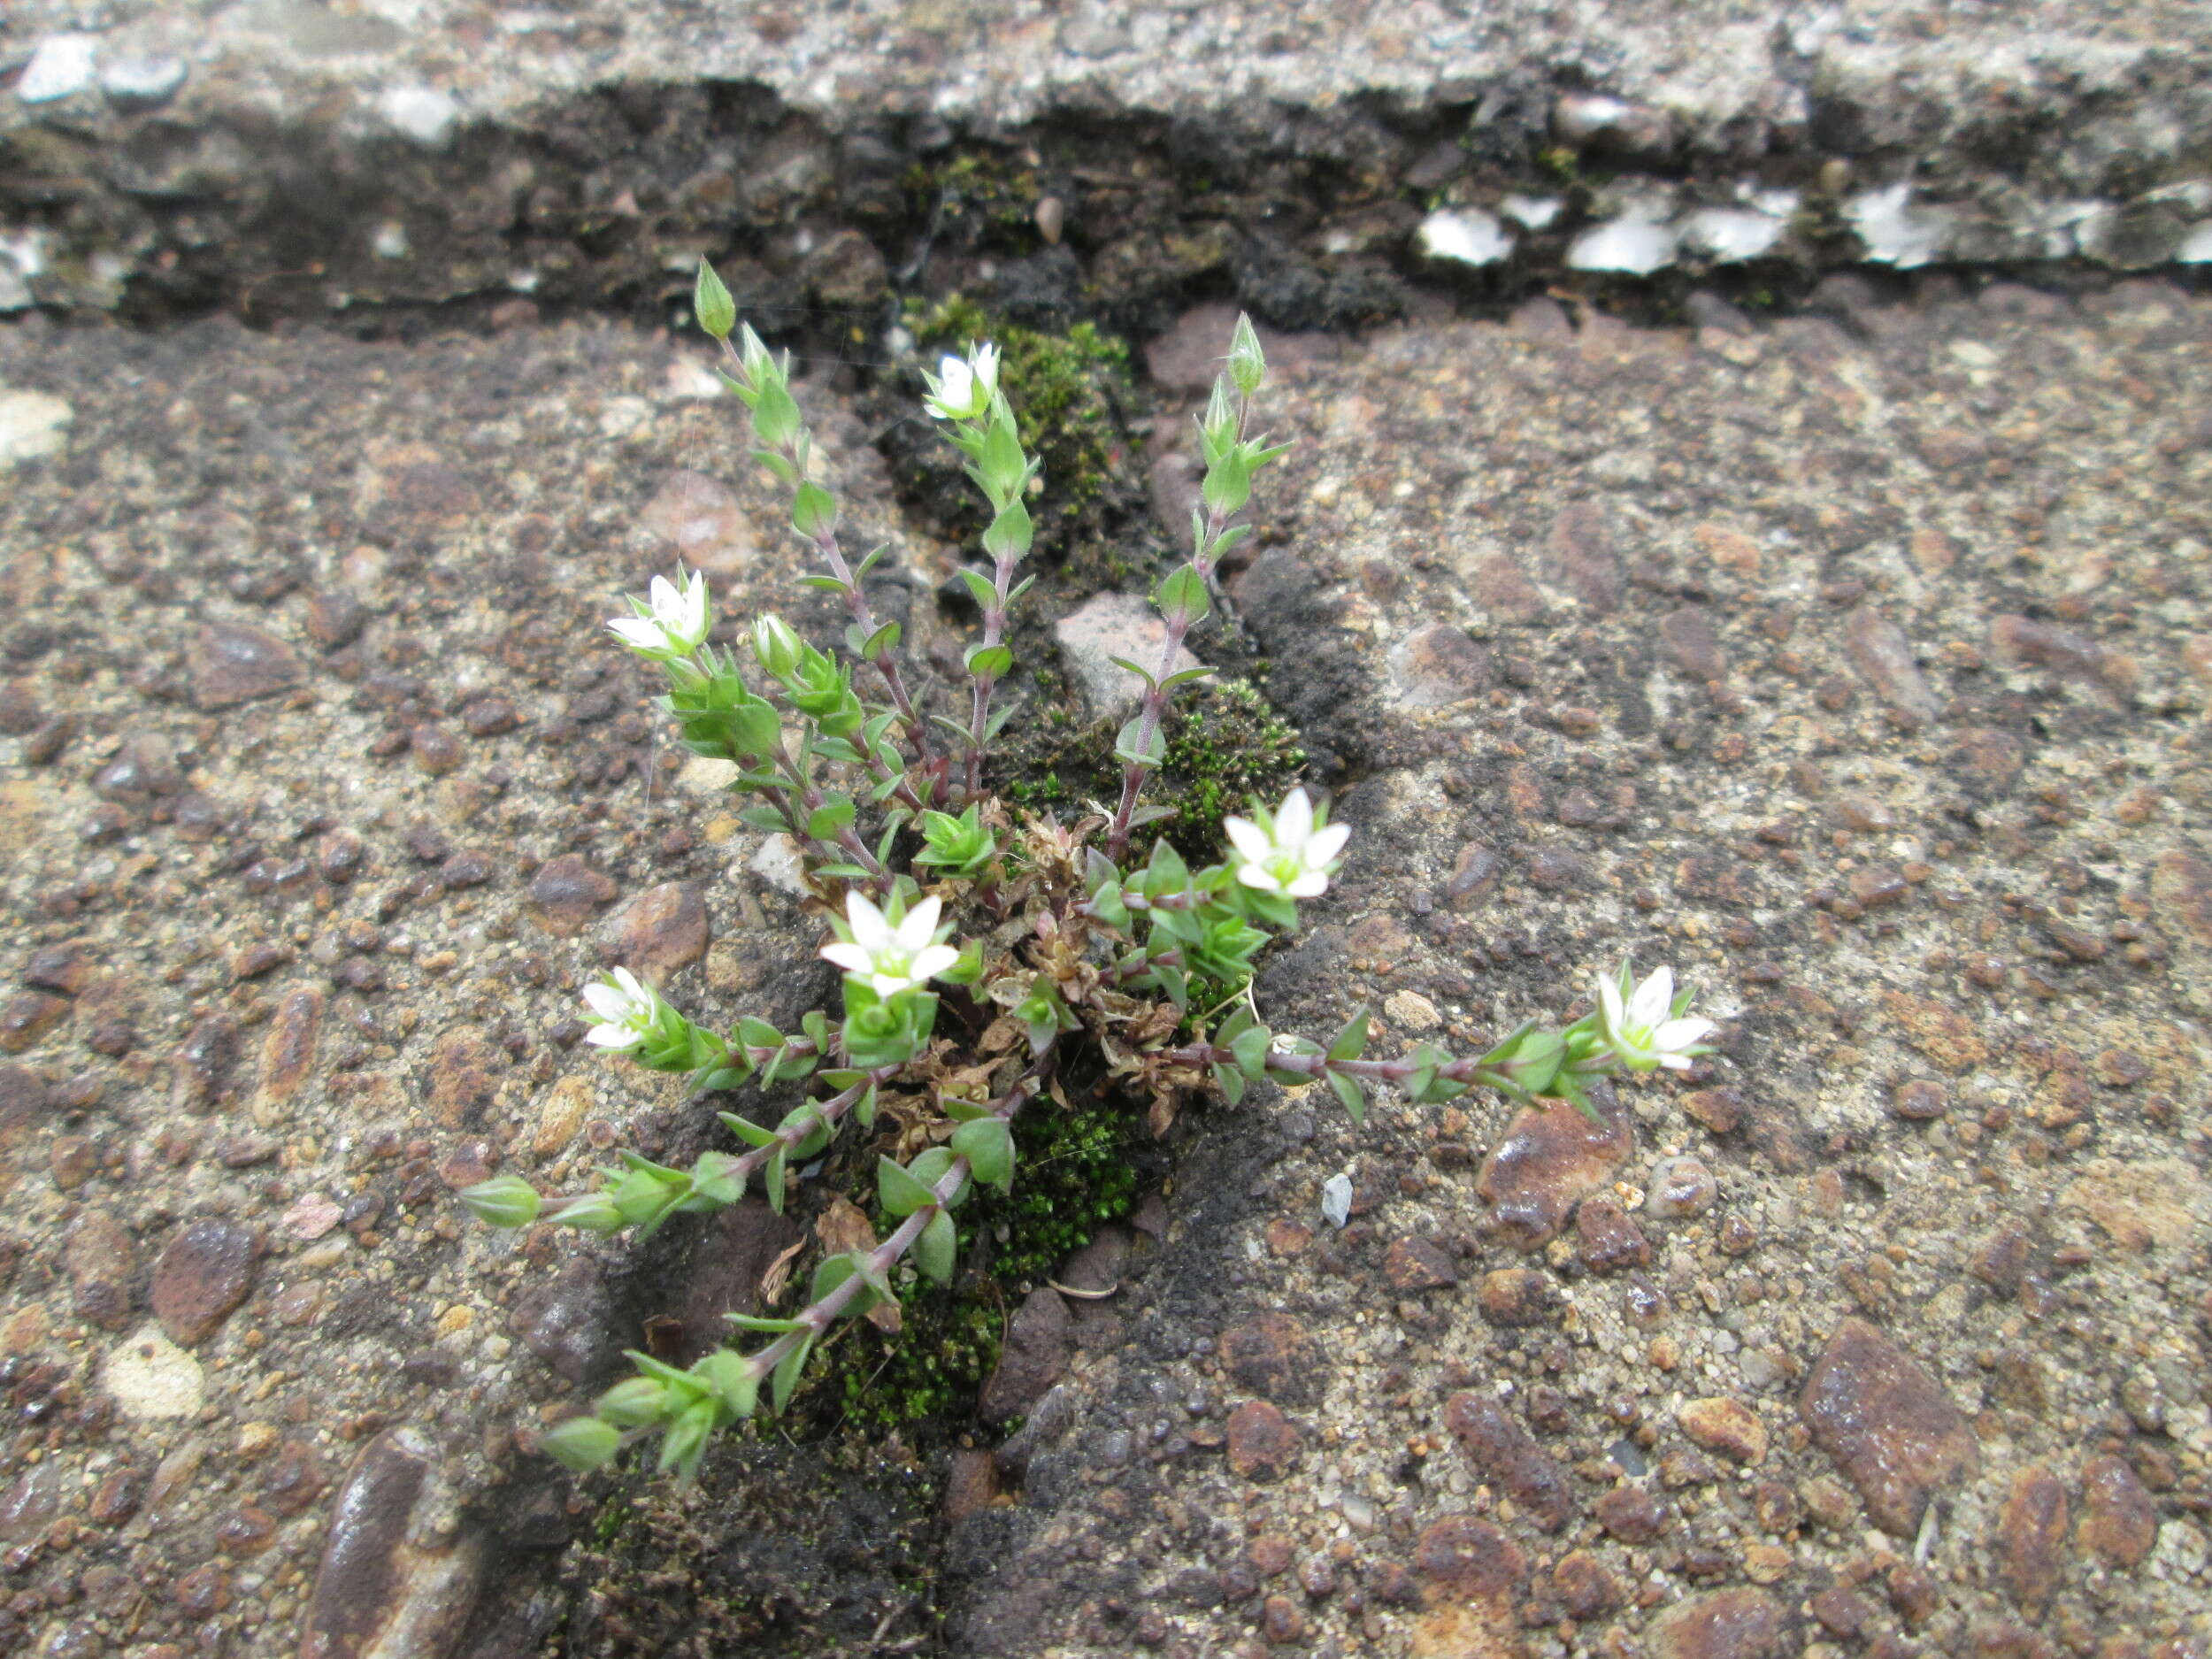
910,944,961,982
610,967,647,1001
895,895,944,951
868,970,919,998
820,943,874,976
584,1023,637,1048
1224,818,1273,866
1656,1051,1694,1071
1274,787,1314,849
1654,1017,1715,1052
1598,976,1625,1031
1235,863,1283,892
1304,821,1350,866
1285,871,1329,898
1630,966,1674,1028
842,890,893,950
606,617,666,650
581,983,629,1022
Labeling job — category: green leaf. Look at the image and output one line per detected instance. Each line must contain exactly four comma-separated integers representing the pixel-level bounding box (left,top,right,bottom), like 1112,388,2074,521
1113,714,1165,769
1326,1069,1367,1126
1158,665,1216,692
855,1084,878,1128
771,1335,814,1412
806,796,856,841
862,620,902,658
1155,562,1211,622
736,1017,781,1053
916,1209,956,1285
737,804,791,833
1107,656,1158,690
877,1156,939,1217
694,260,736,339
941,1095,995,1122
1231,1025,1271,1079
964,643,1013,679
1327,1008,1371,1063
764,1148,787,1214
722,1313,806,1333
957,567,1000,611
906,1146,968,1207
853,544,889,579
1212,1063,1247,1105
950,1117,1014,1191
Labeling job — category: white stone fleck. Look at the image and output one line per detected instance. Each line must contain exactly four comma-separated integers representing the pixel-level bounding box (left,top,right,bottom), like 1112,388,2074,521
1417,208,1512,266
1552,92,1632,142
0,230,48,311
597,396,653,438
2179,222,2212,265
1502,195,1561,231
377,84,462,146
371,219,410,260
99,55,187,104
1567,204,1679,274
17,35,98,104
749,833,808,896
1846,183,1955,268
0,388,72,465
1679,207,1784,262
102,1324,205,1420
1321,1172,1354,1229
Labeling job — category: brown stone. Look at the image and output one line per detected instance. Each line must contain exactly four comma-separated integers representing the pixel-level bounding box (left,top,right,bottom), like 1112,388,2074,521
2149,849,2212,946
297,1428,483,1659
1443,1390,1573,1531
1553,1550,1622,1619
1879,990,1990,1073
1951,726,2026,793
1649,1588,1790,1659
1997,1464,2069,1612
672,1199,805,1361
1593,1483,1668,1543
151,1219,258,1346
1842,605,1939,724
2077,1453,2156,1568
1545,500,1624,614
1681,1087,1742,1133
1389,624,1491,709
0,1062,45,1162
172,1014,239,1112
1678,1397,1769,1465
188,622,304,710
1574,1196,1650,1272
1475,1098,1632,1249
1800,1317,1979,1536
1219,1313,1320,1406
600,880,710,986
426,1025,503,1129
0,990,67,1052
25,941,91,995
1413,1513,1525,1602
257,987,323,1112
640,469,755,573
1660,607,1727,681
527,855,618,936
941,1448,998,1524
979,1288,1072,1423
1381,1237,1457,1292
65,1208,138,1330
1260,1593,1305,1645
1225,1401,1301,1482
1477,1267,1556,1326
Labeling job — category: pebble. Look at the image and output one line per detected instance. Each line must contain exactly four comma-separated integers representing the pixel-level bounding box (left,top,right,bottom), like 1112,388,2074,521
979,1287,1072,1421
1053,591,1203,719
188,621,304,710
511,1256,612,1383
1412,1513,1525,1603
65,1208,137,1330
1387,624,1491,708
1593,1482,1668,1542
1678,1397,1769,1465
297,1429,484,1659
1380,1236,1457,1292
1799,1317,1979,1536
1219,1314,1320,1406
1225,1401,1301,1481
150,1218,258,1345
1997,1463,2069,1612
1544,501,1624,614
1648,1587,1787,1658
1476,1098,1632,1248
1646,1156,1718,1218
641,469,756,572
1842,605,1940,724
941,1448,998,1524
527,854,618,936
2078,1453,2157,1568
1443,1390,1574,1531
1575,1196,1650,1272
1553,1549,1623,1618
1477,1267,1556,1326
100,1324,204,1420
600,880,709,985
1659,607,1728,681
14,35,98,104
257,986,324,1115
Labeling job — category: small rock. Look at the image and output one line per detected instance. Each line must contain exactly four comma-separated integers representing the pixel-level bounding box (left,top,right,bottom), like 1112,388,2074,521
1445,842,1501,907
426,1025,503,1127
16,35,99,104
1800,1317,1979,1536
65,1208,138,1330
1388,624,1491,709
512,1257,611,1383
304,588,369,649
1997,1464,2068,1612
1413,1513,1525,1603
1383,988,1440,1032
0,990,67,1052
1544,501,1624,613
188,622,304,710
641,469,755,573
25,940,91,995
1219,1313,1321,1406
672,1200,804,1360
1843,605,1940,724
2149,849,2212,946
1225,1401,1301,1481
171,1014,238,1112
1476,1097,1633,1248
297,1429,483,1659
1890,1079,1948,1120
1575,1196,1650,1273
600,881,709,986
1989,614,2108,683
256,987,323,1117
2077,1453,2156,1568
1678,1397,1769,1465
1648,1587,1788,1659
1553,1549,1623,1618
1660,608,1727,681
1053,592,1202,720
1879,990,1989,1072
150,1220,257,1346
1594,1483,1668,1543
0,388,72,465
1646,1156,1718,1219
1477,1267,1556,1326
941,1448,998,1524
1443,1390,1574,1531
1261,1593,1305,1644
1381,1236,1457,1292
528,855,618,936
409,724,464,775
979,1288,1072,1422
101,1324,204,1420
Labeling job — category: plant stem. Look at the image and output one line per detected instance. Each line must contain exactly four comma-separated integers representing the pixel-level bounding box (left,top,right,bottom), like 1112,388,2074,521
961,550,1020,800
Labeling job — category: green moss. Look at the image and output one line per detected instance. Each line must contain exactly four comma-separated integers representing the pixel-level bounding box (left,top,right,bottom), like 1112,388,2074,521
904,152,1043,242
803,1077,1144,1433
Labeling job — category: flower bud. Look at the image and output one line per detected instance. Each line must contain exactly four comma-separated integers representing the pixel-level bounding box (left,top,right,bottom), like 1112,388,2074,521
545,1193,626,1234
596,1378,671,1428
541,1415,622,1472
749,613,803,680
1228,312,1266,397
457,1175,541,1229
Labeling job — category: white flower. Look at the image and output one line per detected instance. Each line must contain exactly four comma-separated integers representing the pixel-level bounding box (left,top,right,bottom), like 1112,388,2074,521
582,966,661,1049
606,570,710,656
820,891,961,999
1225,787,1349,899
1597,964,1716,1072
921,342,1000,422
